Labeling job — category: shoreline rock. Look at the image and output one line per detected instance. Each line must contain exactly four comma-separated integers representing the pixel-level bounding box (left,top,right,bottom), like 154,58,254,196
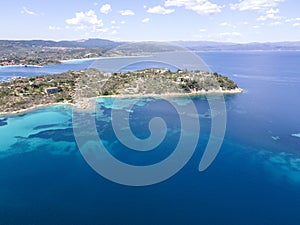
0,88,243,117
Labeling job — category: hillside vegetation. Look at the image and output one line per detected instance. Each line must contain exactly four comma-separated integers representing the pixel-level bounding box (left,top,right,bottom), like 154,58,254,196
0,68,240,114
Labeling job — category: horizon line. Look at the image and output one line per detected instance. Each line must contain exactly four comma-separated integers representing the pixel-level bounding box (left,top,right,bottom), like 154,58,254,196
0,38,299,45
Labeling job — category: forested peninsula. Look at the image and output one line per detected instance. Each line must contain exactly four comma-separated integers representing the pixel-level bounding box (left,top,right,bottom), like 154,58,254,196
0,68,242,115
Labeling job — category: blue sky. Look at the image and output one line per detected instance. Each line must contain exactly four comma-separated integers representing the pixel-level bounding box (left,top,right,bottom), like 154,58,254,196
0,0,299,42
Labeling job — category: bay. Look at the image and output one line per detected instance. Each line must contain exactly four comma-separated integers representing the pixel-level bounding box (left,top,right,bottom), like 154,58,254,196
0,51,299,225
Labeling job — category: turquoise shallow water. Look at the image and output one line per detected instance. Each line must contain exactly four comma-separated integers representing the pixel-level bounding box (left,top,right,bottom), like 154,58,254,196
0,51,299,225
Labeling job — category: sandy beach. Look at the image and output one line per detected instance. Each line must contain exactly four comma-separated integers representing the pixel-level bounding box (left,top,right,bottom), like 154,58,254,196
60,55,149,64
0,64,43,68
0,102,74,117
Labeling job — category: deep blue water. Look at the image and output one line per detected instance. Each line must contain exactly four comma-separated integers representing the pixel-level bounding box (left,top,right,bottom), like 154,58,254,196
0,57,177,82
0,59,97,81
0,51,299,225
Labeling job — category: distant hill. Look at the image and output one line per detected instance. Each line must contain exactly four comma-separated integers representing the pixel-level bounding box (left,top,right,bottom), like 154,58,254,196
0,38,123,50
103,41,186,56
0,39,300,53
173,41,300,51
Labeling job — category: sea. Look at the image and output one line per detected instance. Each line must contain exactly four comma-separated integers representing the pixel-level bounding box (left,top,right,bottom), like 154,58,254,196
0,51,299,225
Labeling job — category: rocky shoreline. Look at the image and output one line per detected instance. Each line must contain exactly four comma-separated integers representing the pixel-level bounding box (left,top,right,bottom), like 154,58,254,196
0,88,243,116
0,68,242,116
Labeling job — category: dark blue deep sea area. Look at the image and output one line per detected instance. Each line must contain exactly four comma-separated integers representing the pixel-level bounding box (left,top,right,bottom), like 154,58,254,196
0,51,299,225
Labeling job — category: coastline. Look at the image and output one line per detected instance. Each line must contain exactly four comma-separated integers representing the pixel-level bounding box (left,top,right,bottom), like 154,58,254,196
1,55,150,68
0,102,74,117
0,88,243,117
60,57,101,63
60,55,150,63
0,64,43,68
97,88,243,99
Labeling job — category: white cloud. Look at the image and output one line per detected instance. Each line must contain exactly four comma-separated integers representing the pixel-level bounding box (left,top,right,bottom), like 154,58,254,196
111,30,118,35
111,25,120,29
257,14,274,21
257,16,267,21
142,18,150,23
100,4,112,14
266,8,279,14
270,21,281,26
220,32,242,37
253,25,260,28
111,20,116,24
119,10,135,16
220,22,228,26
256,8,281,21
199,28,206,32
230,0,284,11
219,22,236,28
285,18,300,23
66,10,103,31
164,0,223,14
147,5,175,15
120,21,126,24
293,23,300,27
21,6,38,16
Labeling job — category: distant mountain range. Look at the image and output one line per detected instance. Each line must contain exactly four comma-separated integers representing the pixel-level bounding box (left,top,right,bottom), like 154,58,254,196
0,38,300,51
172,41,300,51
0,39,122,50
